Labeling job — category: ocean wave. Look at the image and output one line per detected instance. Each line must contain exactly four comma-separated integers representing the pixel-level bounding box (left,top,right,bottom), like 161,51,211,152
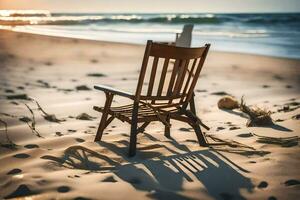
0,14,222,25
0,10,51,17
0,12,299,26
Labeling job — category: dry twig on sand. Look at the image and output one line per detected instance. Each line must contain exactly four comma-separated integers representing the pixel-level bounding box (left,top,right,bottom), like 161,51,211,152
206,134,270,156
29,97,65,123
24,103,43,138
0,111,42,139
207,134,255,150
239,97,273,127
252,133,299,147
1,97,64,139
0,118,18,149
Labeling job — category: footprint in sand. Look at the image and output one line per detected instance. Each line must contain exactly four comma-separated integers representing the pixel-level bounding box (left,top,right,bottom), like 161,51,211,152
229,126,240,130
121,133,129,137
179,127,192,132
68,175,81,178
6,94,29,100
87,73,106,77
211,91,230,96
76,113,96,120
285,179,300,186
196,89,207,93
44,61,53,66
13,153,30,159
5,89,14,93
57,186,71,193
75,138,85,143
55,132,63,136
84,130,93,134
90,59,99,63
102,176,118,183
76,85,91,91
36,179,49,186
17,86,25,90
5,184,38,199
237,133,253,138
285,85,292,89
7,168,22,175
24,144,39,149
273,74,284,80
257,181,268,189
217,127,225,131
74,197,92,200
262,85,270,88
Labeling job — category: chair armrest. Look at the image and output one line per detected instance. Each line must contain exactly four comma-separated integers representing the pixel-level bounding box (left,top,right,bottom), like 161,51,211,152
94,84,134,99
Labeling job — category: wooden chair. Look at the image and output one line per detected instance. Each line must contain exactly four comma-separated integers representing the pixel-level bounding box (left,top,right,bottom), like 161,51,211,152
175,24,194,47
93,40,210,157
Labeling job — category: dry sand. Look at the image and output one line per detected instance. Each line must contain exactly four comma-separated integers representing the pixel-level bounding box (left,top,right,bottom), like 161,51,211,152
0,30,299,200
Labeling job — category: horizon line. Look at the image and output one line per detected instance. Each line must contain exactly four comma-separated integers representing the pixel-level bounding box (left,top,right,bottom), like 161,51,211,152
0,9,299,14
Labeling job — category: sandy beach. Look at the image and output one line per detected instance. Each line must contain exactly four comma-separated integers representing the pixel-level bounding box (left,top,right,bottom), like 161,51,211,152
0,29,299,199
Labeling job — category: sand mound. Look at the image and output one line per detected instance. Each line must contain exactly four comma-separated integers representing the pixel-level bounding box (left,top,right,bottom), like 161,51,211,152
218,96,239,109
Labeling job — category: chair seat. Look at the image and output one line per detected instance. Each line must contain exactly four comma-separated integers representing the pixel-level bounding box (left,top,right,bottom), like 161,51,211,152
93,103,179,123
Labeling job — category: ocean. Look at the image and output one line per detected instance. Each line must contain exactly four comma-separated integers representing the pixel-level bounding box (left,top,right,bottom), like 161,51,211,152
1,11,300,59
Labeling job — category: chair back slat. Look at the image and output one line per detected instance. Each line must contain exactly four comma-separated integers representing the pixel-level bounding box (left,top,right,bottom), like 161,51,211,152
166,59,180,97
173,59,190,96
135,41,152,100
135,40,210,107
186,48,209,102
156,58,170,97
180,58,198,103
147,57,159,96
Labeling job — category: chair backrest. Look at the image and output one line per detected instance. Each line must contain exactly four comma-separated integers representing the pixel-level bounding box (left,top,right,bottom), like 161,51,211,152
175,24,194,48
135,40,210,108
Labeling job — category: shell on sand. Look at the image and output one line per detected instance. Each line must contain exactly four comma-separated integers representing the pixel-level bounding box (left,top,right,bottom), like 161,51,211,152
218,96,239,109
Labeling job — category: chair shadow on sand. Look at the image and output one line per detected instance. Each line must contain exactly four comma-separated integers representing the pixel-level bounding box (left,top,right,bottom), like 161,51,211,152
42,139,255,200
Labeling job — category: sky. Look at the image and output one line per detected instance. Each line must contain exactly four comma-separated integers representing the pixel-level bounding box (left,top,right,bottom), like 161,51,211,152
0,0,300,13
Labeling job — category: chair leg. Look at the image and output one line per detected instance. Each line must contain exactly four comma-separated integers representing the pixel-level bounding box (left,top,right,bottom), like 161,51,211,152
192,124,208,147
189,95,208,146
129,102,139,157
164,115,171,138
94,93,113,142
